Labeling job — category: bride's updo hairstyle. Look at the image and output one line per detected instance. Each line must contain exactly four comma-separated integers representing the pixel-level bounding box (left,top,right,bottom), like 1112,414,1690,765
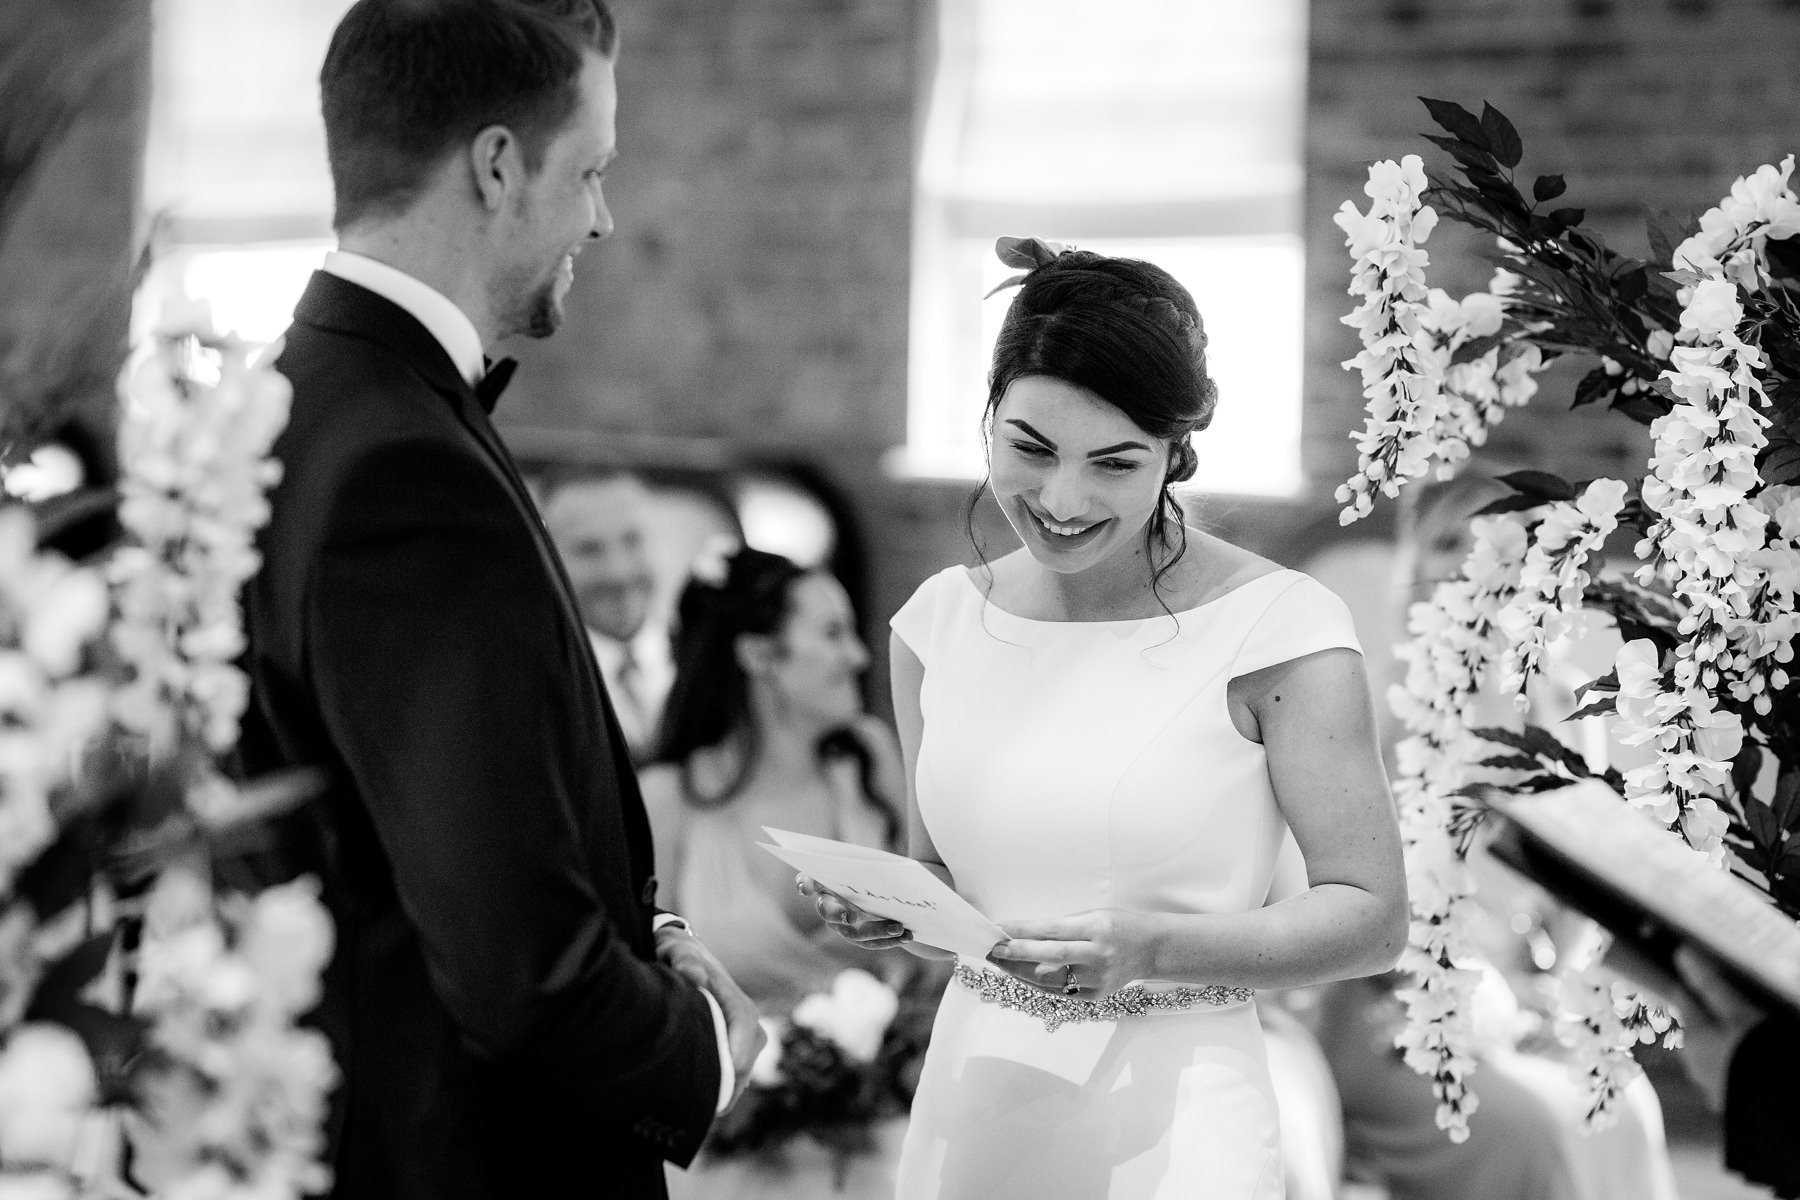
982,236,1220,577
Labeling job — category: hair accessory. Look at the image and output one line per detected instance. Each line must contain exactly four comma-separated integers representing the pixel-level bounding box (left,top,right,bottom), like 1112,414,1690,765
985,235,1073,298
687,534,741,588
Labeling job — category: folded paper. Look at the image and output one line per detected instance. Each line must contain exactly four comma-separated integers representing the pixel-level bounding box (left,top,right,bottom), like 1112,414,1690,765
760,827,1007,961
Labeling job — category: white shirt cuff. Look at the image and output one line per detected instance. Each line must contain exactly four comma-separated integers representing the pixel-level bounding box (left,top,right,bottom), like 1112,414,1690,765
652,914,732,1112
699,988,734,1114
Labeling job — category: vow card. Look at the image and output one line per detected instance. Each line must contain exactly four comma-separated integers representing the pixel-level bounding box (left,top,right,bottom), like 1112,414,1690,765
759,828,1007,961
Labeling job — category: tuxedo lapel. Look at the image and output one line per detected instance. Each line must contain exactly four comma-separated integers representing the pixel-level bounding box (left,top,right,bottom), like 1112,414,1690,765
288,272,611,721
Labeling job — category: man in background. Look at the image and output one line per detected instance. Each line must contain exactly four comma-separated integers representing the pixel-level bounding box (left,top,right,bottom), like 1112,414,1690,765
545,469,674,762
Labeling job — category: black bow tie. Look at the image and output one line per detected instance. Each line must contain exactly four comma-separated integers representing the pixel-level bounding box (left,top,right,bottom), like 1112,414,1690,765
475,357,518,414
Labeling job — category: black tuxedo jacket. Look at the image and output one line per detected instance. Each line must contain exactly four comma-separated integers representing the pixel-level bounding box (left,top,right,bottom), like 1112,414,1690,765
239,271,718,1199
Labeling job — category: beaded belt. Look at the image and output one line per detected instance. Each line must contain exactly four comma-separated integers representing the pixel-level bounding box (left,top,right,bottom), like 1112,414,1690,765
952,963,1253,1033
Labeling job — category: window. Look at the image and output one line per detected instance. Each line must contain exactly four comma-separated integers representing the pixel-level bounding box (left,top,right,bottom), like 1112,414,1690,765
900,0,1307,497
139,0,352,343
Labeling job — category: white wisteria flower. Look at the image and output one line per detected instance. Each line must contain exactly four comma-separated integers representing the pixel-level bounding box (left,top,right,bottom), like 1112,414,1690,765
0,1023,97,1171
1493,478,1628,705
1385,513,1531,1141
1341,125,1800,1140
112,319,291,758
0,509,110,897
131,871,338,1200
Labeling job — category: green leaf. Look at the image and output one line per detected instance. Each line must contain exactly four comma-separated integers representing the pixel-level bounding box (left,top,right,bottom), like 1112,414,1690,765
1480,102,1523,168
1420,97,1489,149
1532,174,1567,203
1479,754,1546,772
1496,469,1579,502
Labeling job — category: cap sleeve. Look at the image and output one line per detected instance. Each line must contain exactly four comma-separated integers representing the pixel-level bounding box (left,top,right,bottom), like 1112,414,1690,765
1232,573,1362,678
889,565,961,661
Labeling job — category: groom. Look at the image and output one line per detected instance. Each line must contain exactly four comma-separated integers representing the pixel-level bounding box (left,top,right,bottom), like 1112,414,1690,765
238,2,762,1197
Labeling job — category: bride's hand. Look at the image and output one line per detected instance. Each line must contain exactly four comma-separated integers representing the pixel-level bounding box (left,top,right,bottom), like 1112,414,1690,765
796,874,913,950
987,909,1165,998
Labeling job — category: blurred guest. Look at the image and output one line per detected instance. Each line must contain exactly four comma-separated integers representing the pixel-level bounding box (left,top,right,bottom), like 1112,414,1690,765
640,546,915,1198
1657,946,1800,1197
544,469,674,761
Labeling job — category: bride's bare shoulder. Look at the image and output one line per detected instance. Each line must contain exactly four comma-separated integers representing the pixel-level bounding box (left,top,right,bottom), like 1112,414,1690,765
1181,531,1287,604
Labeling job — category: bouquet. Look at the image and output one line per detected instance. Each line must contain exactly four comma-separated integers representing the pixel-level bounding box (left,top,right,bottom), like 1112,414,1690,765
1333,97,1800,1140
0,304,335,1198
705,966,938,1182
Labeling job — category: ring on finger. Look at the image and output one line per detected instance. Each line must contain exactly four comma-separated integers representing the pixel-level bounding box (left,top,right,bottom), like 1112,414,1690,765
1062,964,1079,996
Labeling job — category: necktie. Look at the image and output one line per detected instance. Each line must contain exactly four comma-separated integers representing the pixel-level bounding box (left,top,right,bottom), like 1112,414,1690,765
475,357,518,414
614,643,648,750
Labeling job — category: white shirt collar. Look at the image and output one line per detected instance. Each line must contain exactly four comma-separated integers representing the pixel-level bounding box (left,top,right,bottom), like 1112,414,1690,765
587,625,671,677
322,250,486,387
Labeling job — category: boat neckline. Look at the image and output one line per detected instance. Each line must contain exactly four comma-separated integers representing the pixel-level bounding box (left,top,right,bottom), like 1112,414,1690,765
955,564,1295,626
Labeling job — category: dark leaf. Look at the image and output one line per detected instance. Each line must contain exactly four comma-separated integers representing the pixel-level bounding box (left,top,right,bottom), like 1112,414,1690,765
1644,209,1700,268
1762,439,1800,488
13,816,100,924
1470,724,1592,779
1420,97,1489,149
29,486,119,552
1496,469,1579,502
1451,332,1506,365
1575,669,1621,700
1478,754,1546,772
1734,745,1768,806
1515,774,1579,793
1480,102,1523,168
1549,207,1587,233
27,931,115,1016
1565,696,1618,720
1774,770,1800,830
1613,390,1673,425
1423,134,1499,172
1616,267,1650,304
40,1005,148,1107
1532,174,1568,203
1765,233,1800,284
1777,844,1800,881
1472,494,1554,517
1571,366,1618,410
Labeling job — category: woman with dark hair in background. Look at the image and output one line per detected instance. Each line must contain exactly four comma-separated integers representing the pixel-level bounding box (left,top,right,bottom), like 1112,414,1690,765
806,238,1408,1197
641,544,915,1198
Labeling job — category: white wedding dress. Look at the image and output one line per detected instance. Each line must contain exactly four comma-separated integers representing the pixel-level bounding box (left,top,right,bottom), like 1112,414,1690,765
889,564,1362,1200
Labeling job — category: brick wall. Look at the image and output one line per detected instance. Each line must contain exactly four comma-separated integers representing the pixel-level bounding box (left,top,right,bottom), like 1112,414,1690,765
503,0,916,450
1305,0,1800,500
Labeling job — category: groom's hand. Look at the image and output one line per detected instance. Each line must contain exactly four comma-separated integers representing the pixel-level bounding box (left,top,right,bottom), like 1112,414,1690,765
655,925,766,1106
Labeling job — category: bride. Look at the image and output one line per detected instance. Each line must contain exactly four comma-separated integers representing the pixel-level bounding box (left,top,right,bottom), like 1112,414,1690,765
807,239,1408,1198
